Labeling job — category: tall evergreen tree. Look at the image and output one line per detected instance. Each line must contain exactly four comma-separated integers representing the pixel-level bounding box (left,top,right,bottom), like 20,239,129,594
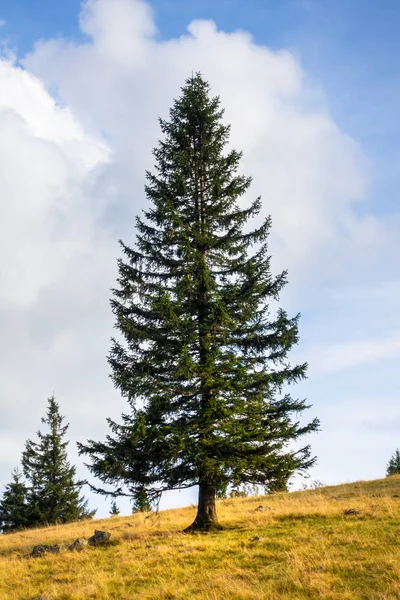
22,396,95,526
79,74,319,531
386,449,400,476
0,468,29,533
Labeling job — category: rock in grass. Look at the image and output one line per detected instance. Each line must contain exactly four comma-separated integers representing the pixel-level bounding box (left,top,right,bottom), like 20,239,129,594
88,530,111,545
68,538,88,552
254,505,271,512
31,544,61,558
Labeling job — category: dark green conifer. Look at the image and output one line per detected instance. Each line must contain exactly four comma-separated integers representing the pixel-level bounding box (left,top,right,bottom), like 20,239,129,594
109,500,120,516
79,74,319,531
22,396,95,526
386,449,400,476
0,468,29,533
132,487,152,513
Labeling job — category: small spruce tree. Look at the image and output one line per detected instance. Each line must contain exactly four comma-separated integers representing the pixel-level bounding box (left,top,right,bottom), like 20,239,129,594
109,500,120,516
266,478,289,493
79,74,319,531
0,468,29,533
22,396,95,526
386,449,400,476
132,487,152,513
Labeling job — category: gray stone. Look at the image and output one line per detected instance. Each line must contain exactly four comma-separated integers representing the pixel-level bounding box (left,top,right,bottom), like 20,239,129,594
31,544,61,558
88,530,111,545
68,538,88,552
254,505,271,512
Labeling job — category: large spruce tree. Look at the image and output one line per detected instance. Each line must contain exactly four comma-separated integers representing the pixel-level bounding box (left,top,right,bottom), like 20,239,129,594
22,396,95,526
0,468,29,533
79,74,319,531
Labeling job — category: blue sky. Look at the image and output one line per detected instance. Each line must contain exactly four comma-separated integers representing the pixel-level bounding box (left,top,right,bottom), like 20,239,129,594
0,0,399,516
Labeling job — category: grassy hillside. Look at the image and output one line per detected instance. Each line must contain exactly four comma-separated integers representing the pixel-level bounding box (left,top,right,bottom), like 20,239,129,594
1,476,400,599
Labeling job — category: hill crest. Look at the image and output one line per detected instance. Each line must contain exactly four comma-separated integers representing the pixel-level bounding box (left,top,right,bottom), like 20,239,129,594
1,476,400,599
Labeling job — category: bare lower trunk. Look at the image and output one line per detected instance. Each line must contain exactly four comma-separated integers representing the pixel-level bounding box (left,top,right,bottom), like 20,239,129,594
184,482,222,532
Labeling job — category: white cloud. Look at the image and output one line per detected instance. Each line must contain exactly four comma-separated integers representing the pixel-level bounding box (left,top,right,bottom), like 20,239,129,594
23,0,366,273
0,0,398,513
308,332,400,374
80,0,156,65
0,55,120,519
0,59,109,307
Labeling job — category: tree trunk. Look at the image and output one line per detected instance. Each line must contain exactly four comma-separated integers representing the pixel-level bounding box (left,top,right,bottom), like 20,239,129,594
185,127,220,534
184,482,222,532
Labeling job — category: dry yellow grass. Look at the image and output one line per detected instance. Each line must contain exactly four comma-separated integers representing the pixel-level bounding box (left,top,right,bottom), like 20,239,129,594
1,476,400,599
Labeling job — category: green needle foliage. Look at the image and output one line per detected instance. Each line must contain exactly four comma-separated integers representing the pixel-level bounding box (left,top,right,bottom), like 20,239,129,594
79,73,319,531
132,487,152,513
0,468,29,533
386,449,400,476
22,396,95,526
109,500,120,516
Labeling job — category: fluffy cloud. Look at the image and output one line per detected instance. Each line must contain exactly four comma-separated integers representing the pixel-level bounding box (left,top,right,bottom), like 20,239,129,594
0,58,118,507
0,0,398,513
23,0,367,275
0,59,109,306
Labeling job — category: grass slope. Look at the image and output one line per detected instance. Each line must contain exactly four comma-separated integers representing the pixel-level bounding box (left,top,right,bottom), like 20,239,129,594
1,476,400,599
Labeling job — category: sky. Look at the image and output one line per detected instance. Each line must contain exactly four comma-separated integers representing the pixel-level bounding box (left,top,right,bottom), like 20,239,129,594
0,0,399,517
